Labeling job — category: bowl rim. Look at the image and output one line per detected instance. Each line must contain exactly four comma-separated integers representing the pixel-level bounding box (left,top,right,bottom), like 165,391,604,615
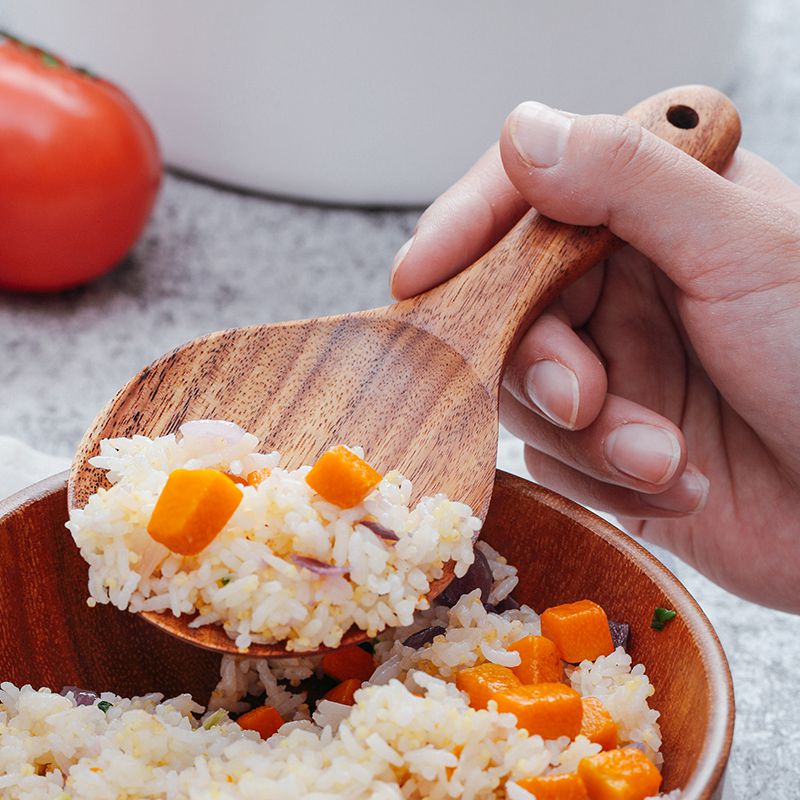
1,469,734,799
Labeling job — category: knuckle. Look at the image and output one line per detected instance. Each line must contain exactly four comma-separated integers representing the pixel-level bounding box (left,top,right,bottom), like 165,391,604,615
603,116,647,173
578,115,682,227
587,115,676,194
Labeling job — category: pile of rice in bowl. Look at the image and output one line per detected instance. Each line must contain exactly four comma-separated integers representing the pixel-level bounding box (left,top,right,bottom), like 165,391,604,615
0,543,676,799
0,421,681,798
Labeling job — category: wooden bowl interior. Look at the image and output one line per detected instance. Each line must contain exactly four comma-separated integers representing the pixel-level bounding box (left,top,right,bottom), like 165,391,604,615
0,471,731,798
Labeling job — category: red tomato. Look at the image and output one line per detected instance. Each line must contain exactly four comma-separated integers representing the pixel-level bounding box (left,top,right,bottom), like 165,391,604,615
0,35,161,292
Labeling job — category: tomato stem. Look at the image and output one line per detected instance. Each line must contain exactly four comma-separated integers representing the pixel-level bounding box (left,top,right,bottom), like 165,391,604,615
0,29,96,77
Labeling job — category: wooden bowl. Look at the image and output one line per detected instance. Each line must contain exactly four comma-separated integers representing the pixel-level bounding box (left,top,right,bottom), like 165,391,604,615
0,470,733,798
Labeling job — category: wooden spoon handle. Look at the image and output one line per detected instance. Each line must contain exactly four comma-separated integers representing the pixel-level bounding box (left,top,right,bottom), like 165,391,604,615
389,85,741,390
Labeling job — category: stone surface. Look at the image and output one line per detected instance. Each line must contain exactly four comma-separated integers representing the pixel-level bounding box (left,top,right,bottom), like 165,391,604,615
2,1,799,795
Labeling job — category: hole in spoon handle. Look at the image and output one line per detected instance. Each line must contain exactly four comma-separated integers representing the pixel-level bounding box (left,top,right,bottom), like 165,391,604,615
667,104,699,129
626,85,740,173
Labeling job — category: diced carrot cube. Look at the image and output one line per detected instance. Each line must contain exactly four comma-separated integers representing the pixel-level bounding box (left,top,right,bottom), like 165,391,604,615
580,697,618,751
455,663,521,710
305,445,382,508
509,635,564,684
541,600,614,663
236,705,283,739
517,772,589,799
578,748,662,800
323,678,362,706
147,469,242,556
322,646,376,683
493,682,583,740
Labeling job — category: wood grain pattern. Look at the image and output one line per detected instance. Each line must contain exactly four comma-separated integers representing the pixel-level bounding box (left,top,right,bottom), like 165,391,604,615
68,85,741,655
0,473,733,798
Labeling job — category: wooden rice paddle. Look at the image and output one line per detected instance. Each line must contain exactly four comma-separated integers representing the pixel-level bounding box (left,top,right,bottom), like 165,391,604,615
69,86,741,657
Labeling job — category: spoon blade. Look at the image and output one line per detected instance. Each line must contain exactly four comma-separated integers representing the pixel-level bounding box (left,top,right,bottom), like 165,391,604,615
69,313,499,657
70,313,499,516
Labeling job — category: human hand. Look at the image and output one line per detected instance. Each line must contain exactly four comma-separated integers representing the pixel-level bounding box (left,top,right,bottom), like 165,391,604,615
390,100,800,612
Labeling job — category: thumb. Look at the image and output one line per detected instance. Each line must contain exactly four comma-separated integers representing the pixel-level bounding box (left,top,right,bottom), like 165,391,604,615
498,101,799,302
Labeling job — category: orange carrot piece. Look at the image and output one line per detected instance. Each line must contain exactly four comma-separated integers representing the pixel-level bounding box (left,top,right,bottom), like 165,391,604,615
224,472,249,486
236,705,283,739
147,469,242,556
322,646,376,683
541,600,614,663
245,468,271,486
323,678,362,706
509,635,564,684
455,663,521,710
578,748,661,800
580,697,618,751
493,682,583,739
305,446,382,508
517,772,589,799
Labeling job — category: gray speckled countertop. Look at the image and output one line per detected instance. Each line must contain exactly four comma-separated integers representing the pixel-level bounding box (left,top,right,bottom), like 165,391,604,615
2,1,800,796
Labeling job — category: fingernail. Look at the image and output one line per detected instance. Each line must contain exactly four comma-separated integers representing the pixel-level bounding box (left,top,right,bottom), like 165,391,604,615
525,360,580,429
509,101,572,168
604,423,681,485
643,468,710,514
389,236,415,296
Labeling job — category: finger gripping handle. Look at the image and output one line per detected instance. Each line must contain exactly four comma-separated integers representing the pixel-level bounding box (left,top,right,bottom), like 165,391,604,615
393,85,741,390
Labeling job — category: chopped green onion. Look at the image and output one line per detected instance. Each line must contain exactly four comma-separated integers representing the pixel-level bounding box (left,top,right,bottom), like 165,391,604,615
97,700,113,713
40,51,59,68
202,708,228,729
218,576,231,587
651,607,677,631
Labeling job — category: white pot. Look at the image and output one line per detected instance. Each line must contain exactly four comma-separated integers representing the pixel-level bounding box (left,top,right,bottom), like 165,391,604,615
3,1,744,205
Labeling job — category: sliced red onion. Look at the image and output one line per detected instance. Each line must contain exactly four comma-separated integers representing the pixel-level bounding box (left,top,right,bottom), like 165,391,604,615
437,548,493,607
60,686,99,706
403,626,446,649
290,555,348,575
494,595,521,613
358,520,399,542
608,620,630,650
179,419,247,444
483,596,521,614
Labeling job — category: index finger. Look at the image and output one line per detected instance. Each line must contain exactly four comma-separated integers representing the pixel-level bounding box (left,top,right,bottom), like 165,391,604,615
389,143,528,299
